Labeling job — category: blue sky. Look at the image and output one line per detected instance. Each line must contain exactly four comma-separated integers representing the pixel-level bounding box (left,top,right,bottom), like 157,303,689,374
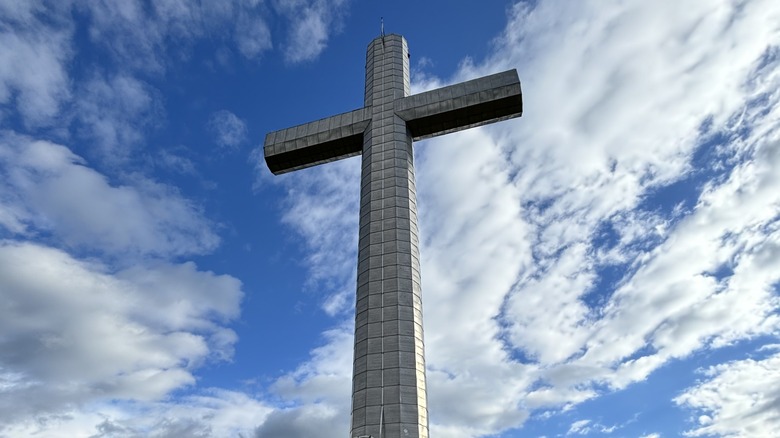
1,1,779,437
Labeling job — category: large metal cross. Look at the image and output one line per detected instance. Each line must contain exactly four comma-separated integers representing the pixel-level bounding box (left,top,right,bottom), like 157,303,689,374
264,34,522,438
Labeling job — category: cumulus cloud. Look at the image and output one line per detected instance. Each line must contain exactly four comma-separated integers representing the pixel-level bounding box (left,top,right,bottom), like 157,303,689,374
0,132,250,435
674,350,780,436
208,110,249,150
255,404,346,438
0,132,219,258
0,241,243,427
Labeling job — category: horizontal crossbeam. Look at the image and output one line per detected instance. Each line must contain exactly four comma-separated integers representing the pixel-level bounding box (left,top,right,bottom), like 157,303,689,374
264,107,372,175
395,69,522,141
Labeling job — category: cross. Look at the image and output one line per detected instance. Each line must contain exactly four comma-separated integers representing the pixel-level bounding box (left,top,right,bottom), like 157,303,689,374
264,34,522,438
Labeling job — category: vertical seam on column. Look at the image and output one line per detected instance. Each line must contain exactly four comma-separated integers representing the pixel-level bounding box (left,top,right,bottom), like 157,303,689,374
379,39,385,438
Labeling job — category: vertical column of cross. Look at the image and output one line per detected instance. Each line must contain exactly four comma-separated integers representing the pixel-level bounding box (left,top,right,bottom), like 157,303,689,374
351,34,428,438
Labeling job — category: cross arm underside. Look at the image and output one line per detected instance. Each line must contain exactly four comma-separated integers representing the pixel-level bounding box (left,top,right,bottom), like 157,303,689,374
264,107,371,174
395,69,523,141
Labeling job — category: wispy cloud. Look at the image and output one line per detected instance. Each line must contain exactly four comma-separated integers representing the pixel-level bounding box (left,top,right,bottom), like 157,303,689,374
567,419,591,435
75,73,162,162
208,110,249,151
0,4,72,127
277,158,361,316
275,0,349,63
566,418,617,435
234,8,273,59
156,148,198,176
83,0,274,72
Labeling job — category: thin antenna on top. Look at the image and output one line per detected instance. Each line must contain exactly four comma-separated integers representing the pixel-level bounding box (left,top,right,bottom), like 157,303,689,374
381,17,385,36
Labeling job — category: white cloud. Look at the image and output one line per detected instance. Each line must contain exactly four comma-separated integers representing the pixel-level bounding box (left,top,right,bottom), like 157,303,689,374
275,0,349,63
83,0,273,72
75,73,162,161
235,10,273,59
0,131,252,436
156,148,198,176
255,327,353,437
0,389,271,437
0,132,219,258
485,0,780,392
0,0,45,22
270,327,353,402
83,0,166,72
567,419,591,435
208,110,249,150
571,134,780,389
250,144,276,191
277,158,361,316
0,241,243,427
419,0,779,431
255,403,346,438
416,128,534,435
565,418,617,435
0,3,72,127
674,351,780,437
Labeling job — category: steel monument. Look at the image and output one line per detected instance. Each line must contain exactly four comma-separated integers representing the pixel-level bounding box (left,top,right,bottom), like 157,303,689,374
263,33,523,438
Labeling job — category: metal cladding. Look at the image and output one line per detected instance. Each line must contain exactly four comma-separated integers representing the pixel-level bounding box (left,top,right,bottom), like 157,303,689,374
352,34,427,438
396,70,523,140
264,108,371,175
263,34,523,438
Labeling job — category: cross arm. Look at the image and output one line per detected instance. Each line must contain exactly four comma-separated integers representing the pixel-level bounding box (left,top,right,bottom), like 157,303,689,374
264,107,371,174
395,69,522,141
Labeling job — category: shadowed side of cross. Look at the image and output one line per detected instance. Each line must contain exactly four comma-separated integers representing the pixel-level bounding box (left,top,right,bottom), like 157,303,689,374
264,34,521,438
264,69,522,174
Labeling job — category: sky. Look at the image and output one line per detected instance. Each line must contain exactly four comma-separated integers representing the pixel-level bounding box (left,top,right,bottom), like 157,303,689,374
1,0,779,437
